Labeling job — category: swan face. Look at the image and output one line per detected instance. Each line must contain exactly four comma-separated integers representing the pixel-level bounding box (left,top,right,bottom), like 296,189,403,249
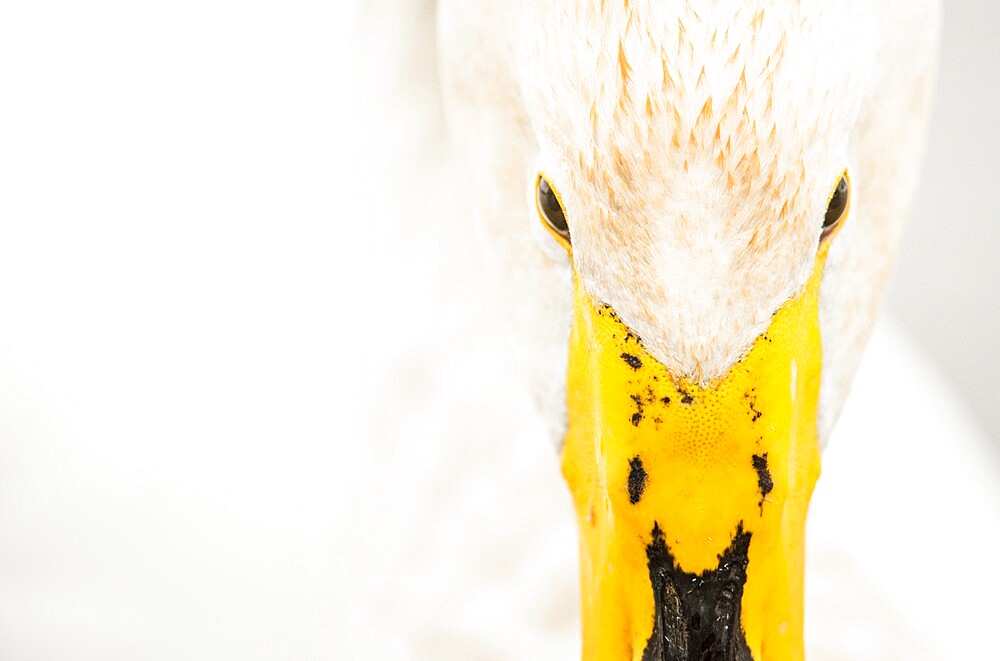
439,0,938,658
519,4,866,385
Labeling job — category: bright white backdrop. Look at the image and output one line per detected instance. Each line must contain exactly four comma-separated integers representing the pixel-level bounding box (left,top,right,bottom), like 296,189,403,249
888,1,1000,447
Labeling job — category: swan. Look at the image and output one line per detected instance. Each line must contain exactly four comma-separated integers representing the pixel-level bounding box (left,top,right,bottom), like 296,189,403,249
0,1,998,660
433,0,1000,658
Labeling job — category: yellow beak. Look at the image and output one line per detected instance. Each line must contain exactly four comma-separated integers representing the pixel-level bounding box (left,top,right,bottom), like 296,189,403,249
561,251,830,660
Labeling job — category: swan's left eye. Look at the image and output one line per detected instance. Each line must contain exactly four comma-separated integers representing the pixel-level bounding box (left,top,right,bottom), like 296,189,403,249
537,176,571,244
822,174,850,238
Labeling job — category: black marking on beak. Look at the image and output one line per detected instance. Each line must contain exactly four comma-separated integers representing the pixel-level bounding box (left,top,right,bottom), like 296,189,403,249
752,454,773,511
744,389,763,423
628,456,648,504
642,523,753,661
630,394,645,426
622,353,643,369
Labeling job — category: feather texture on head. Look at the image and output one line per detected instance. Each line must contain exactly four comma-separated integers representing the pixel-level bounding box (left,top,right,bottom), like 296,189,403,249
439,0,939,446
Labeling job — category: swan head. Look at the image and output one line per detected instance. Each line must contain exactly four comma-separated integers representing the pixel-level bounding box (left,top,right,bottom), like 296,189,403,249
439,1,938,658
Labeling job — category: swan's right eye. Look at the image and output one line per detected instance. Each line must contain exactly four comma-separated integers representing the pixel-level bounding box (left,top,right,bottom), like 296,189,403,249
536,175,571,245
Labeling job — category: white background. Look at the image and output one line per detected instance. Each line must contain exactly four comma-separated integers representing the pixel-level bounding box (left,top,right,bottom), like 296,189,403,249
888,1,1000,447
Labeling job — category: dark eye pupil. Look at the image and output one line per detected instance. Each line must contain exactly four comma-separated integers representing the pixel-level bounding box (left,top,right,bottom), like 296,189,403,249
538,178,570,239
823,176,849,231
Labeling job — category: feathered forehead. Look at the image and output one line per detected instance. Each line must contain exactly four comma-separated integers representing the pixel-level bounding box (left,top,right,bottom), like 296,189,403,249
517,0,871,225
511,0,875,381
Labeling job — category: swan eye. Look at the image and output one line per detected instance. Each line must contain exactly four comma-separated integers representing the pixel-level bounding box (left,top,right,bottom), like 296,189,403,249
537,176,570,244
822,174,850,238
